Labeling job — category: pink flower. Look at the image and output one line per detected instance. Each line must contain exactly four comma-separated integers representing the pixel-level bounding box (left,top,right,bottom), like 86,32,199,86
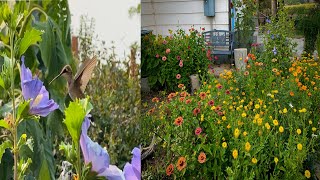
176,74,181,79
179,60,183,67
155,54,160,58
195,127,202,136
214,56,219,60
162,56,167,61
163,40,167,45
166,48,171,54
177,56,181,60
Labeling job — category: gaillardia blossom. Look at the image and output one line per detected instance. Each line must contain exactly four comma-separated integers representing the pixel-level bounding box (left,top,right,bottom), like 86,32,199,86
80,117,141,180
20,56,59,117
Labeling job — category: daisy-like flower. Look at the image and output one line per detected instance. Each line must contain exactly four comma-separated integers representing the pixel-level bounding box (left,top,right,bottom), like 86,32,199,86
166,164,174,176
20,56,59,117
176,157,186,171
195,127,202,136
198,152,206,164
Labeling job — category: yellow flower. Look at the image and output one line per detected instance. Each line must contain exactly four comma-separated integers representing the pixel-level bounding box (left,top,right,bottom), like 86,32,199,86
255,104,260,109
21,134,27,140
222,116,226,121
279,126,284,133
273,119,279,126
274,157,279,164
232,149,238,159
265,123,271,130
241,113,247,117
257,118,263,126
283,108,288,113
234,128,240,138
222,142,227,148
251,157,258,164
201,114,204,122
297,129,302,135
309,120,313,125
227,124,231,128
243,131,248,136
305,170,311,179
245,142,251,152
299,108,307,113
297,143,303,151
211,106,216,110
312,127,317,132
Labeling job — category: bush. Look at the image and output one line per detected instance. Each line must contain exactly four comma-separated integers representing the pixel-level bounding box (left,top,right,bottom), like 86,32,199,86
141,27,210,92
142,53,320,179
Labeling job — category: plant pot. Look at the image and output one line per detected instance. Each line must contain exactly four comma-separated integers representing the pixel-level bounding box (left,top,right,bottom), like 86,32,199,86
189,74,200,94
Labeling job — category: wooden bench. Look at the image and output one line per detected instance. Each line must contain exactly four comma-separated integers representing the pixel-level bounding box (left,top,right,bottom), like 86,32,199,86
203,30,235,62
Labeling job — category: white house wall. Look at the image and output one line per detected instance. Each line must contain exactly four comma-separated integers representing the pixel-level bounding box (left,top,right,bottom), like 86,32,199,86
142,0,230,36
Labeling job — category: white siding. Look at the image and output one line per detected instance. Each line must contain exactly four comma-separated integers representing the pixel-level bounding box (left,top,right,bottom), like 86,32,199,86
142,0,230,36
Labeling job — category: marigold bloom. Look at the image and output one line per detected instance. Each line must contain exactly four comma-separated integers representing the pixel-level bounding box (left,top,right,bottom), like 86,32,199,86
232,149,238,159
176,157,186,171
166,164,174,176
279,126,284,133
234,128,240,138
297,143,303,151
251,157,257,164
243,131,248,136
305,170,311,179
297,129,302,135
273,120,279,126
222,142,227,148
195,127,202,135
198,152,206,163
174,117,183,126
245,142,251,152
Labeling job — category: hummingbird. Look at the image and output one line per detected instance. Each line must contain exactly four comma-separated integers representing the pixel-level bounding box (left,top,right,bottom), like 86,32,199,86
49,56,98,100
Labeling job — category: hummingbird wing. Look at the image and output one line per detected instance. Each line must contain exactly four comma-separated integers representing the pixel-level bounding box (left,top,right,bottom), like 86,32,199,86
74,56,98,93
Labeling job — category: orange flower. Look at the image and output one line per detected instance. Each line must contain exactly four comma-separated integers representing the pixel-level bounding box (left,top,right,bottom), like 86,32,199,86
193,108,201,116
166,164,174,176
152,97,159,102
199,92,206,100
168,93,176,99
198,152,206,163
174,116,183,126
290,91,294,96
208,100,215,106
176,157,187,171
179,97,185,102
180,91,187,97
148,108,155,114
178,84,185,89
185,99,192,104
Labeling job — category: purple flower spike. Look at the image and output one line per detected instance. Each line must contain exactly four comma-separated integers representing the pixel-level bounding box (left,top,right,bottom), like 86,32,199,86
124,147,141,180
20,56,59,117
272,46,277,55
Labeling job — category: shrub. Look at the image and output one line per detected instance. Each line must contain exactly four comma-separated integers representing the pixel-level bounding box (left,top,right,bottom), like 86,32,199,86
142,53,320,179
141,27,210,92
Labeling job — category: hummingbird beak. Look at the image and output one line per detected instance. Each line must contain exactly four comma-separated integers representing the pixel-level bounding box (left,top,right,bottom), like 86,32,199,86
49,71,64,85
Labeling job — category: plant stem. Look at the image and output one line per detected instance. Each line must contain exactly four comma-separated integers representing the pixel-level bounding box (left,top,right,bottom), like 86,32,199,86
77,143,82,180
10,30,18,180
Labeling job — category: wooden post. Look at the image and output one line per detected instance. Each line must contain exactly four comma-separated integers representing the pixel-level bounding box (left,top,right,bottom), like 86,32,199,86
190,74,200,94
234,48,247,71
271,0,277,16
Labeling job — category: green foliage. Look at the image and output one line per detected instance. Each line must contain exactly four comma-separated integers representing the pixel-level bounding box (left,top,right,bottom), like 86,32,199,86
0,140,12,163
316,31,320,55
142,54,320,179
234,0,258,49
288,3,320,53
141,27,209,92
19,28,43,57
262,4,295,68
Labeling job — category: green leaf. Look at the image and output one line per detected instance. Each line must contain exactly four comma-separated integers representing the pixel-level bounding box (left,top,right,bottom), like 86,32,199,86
0,119,9,129
0,76,4,89
19,28,43,56
38,158,50,180
0,141,12,164
64,100,86,147
16,101,30,122
79,98,93,115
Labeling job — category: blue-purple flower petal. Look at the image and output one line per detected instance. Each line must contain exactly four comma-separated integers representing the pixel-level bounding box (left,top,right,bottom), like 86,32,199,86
124,147,141,180
80,117,110,174
20,56,59,117
272,46,277,55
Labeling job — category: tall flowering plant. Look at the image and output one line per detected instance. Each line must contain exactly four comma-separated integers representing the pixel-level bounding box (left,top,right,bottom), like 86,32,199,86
141,27,210,91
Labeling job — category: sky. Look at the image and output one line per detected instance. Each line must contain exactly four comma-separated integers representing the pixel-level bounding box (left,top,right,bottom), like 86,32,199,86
68,0,140,60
